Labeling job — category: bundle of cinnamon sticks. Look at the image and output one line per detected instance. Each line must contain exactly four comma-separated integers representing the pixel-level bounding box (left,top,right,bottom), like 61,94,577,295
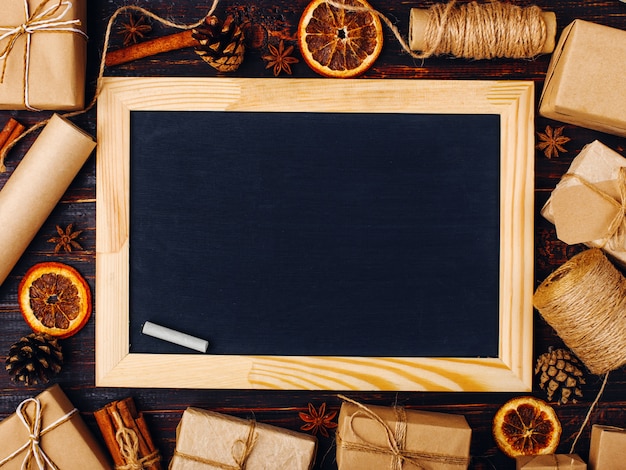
94,397,162,470
0,118,25,173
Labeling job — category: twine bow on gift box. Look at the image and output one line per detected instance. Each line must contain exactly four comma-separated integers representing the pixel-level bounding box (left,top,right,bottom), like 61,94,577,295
337,395,470,470
0,396,78,469
560,167,626,252
173,420,258,470
0,0,88,111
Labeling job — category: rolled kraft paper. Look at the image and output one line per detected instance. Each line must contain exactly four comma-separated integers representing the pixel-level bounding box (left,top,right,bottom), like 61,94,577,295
533,248,626,375
409,8,557,55
0,114,96,286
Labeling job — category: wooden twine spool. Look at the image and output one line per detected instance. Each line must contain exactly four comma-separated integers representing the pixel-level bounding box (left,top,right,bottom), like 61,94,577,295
534,248,626,375
409,1,557,59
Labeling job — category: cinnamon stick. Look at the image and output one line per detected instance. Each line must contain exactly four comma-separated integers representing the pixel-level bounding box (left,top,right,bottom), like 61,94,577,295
94,406,126,467
0,118,25,173
105,29,197,67
95,397,162,470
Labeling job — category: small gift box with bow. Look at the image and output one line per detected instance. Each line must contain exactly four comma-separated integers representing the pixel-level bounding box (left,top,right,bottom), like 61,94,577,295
336,396,472,469
0,384,111,469
0,0,87,111
516,454,587,469
169,407,317,470
541,140,626,266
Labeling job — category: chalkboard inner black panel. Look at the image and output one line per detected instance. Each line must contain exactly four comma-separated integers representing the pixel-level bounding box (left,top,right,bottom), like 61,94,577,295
129,111,500,357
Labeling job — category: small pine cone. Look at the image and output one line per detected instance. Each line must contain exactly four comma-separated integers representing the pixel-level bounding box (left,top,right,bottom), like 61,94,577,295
6,333,63,386
535,347,586,404
192,15,245,72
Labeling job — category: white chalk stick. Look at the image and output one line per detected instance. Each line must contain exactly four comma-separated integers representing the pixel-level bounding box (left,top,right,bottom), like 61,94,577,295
142,321,209,353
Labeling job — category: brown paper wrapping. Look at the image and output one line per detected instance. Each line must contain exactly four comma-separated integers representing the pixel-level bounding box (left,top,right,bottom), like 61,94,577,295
0,0,87,110
336,401,471,469
169,407,317,470
588,425,626,470
516,454,587,470
539,20,626,137
541,140,626,266
0,113,96,286
0,384,111,469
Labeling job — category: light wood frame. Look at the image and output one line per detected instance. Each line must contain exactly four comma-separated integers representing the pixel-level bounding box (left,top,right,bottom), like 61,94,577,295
96,77,534,391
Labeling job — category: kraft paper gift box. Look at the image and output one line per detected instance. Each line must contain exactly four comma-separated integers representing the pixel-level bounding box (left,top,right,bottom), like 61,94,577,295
539,20,626,137
0,384,111,469
336,400,472,469
169,407,317,470
516,454,587,469
0,0,88,110
541,140,626,266
588,425,626,470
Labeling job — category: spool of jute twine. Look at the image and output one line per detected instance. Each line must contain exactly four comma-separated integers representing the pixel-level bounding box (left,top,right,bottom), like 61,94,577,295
408,0,554,59
533,248,626,376
426,1,547,59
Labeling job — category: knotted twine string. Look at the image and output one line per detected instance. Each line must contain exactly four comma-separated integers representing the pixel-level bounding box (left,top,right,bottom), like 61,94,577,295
110,410,161,470
0,397,79,469
326,0,548,61
0,0,88,111
559,168,626,252
336,395,470,469
172,420,258,469
0,0,220,170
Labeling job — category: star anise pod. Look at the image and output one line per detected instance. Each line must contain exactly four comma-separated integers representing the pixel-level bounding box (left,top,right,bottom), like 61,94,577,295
536,125,571,159
263,40,299,76
48,224,84,254
118,14,152,46
299,402,338,438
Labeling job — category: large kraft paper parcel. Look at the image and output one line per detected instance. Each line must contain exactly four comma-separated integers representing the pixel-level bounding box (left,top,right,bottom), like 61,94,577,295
0,384,111,469
539,19,626,137
336,401,471,469
0,0,87,110
170,407,317,470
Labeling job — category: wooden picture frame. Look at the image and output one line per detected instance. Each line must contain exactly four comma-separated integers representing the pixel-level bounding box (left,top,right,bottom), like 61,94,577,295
96,77,534,391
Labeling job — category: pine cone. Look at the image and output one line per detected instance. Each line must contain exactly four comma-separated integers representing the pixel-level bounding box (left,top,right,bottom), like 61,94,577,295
192,15,245,72
535,347,586,404
6,333,63,386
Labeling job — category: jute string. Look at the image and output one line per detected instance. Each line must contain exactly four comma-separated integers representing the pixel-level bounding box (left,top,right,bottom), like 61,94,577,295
0,397,79,469
110,410,161,470
172,420,258,470
533,248,626,375
327,0,548,60
422,1,547,59
0,0,88,111
337,395,470,469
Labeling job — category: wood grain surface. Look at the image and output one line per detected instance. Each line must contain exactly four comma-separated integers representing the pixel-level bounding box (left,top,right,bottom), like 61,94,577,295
1,1,625,469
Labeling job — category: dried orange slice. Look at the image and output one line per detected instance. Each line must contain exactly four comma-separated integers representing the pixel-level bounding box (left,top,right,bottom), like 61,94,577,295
18,262,92,339
298,0,383,78
493,396,562,458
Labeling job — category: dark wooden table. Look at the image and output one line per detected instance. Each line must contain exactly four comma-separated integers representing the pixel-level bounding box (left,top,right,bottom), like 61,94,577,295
1,1,625,468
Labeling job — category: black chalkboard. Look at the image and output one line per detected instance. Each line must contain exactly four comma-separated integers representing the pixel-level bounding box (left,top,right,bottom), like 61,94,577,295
128,110,500,357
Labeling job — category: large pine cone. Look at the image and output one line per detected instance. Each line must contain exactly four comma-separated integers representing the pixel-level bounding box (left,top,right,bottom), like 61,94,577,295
192,15,245,72
535,347,586,404
6,333,63,386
